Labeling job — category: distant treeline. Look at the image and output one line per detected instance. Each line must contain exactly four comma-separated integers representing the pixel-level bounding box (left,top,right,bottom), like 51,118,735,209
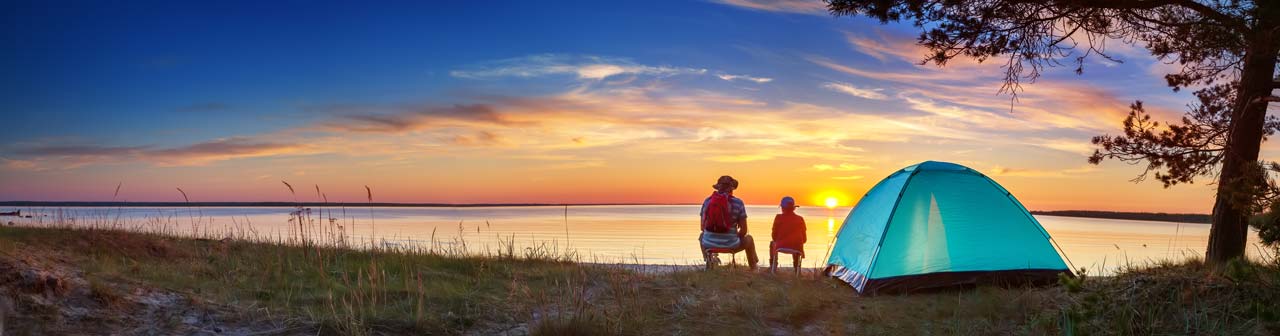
0,201,670,208
1031,210,1211,224
0,202,1216,224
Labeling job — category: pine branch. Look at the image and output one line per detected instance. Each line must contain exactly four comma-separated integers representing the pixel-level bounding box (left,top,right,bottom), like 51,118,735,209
1072,0,1248,31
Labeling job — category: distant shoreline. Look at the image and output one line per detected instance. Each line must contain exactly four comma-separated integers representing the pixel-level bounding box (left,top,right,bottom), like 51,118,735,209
0,201,683,208
1029,210,1211,224
0,201,1212,224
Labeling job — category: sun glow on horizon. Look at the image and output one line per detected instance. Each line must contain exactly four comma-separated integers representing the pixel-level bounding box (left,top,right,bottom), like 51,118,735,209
812,190,850,208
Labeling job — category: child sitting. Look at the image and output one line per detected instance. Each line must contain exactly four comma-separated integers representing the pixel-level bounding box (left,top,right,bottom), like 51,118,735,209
770,196,806,274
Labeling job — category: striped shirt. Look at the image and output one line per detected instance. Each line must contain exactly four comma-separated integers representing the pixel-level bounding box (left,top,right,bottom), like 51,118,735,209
699,193,747,249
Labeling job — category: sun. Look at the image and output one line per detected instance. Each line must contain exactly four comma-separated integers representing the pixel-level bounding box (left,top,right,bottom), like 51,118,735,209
824,197,839,209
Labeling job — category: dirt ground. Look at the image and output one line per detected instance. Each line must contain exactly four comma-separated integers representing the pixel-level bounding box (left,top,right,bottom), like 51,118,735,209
0,252,303,336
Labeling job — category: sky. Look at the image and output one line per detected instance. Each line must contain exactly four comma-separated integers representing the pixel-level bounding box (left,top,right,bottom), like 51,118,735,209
0,0,1267,212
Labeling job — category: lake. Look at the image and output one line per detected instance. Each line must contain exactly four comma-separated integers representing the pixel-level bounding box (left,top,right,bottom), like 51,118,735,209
5,205,1270,275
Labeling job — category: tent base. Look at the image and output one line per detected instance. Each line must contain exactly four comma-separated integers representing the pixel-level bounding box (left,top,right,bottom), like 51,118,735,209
827,266,1070,295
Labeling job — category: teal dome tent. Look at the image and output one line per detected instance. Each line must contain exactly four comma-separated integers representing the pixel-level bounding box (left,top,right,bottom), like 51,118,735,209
825,161,1072,294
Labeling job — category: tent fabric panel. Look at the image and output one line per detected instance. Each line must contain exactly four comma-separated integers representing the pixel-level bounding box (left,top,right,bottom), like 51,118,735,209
826,170,912,280
869,170,1068,278
913,161,969,171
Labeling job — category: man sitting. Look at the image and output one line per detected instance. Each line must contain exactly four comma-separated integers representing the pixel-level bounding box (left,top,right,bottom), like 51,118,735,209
770,196,806,274
700,175,758,270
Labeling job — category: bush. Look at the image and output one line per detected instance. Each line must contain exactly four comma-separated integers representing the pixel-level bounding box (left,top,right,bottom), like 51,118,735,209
1057,268,1087,293
1252,201,1280,257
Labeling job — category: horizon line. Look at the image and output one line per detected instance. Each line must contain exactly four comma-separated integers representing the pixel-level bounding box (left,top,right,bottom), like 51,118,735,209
0,201,1212,215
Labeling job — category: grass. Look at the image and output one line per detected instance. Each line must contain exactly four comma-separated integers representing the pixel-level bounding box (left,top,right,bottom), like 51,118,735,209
1,222,1278,335
1059,259,1280,335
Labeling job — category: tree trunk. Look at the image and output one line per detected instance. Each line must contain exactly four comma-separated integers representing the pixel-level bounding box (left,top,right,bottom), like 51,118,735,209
1206,7,1279,266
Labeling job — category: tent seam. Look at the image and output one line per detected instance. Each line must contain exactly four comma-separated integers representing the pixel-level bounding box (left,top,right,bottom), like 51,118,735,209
864,167,922,280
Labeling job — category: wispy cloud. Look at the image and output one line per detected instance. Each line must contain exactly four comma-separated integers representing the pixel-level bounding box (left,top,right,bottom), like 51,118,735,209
813,163,870,171
1022,137,1097,156
315,104,522,133
987,165,1098,178
15,144,146,157
808,55,981,83
10,138,308,168
710,154,776,162
447,130,507,147
843,32,924,64
717,73,773,83
822,82,887,100
450,54,707,80
0,157,38,171
810,52,1139,136
814,163,869,181
538,160,607,170
711,0,827,15
843,31,1005,70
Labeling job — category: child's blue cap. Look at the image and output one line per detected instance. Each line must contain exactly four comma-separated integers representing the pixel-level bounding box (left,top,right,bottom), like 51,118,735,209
780,196,796,208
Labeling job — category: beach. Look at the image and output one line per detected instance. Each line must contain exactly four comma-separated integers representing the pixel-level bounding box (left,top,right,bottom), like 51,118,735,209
2,224,1277,335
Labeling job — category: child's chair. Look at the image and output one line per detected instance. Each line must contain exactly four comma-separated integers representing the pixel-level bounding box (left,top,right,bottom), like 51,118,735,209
771,247,803,275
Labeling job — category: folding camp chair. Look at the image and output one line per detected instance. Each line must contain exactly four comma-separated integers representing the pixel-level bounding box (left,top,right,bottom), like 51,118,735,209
771,247,803,275
703,247,739,270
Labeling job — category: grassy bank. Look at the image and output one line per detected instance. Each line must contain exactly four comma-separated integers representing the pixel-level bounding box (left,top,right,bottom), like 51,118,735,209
1,225,1277,335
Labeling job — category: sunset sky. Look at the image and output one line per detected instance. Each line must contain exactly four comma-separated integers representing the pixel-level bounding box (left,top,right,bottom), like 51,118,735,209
2,0,1269,212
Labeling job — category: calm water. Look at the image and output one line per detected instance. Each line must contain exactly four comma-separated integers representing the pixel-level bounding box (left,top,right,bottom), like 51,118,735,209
6,205,1270,275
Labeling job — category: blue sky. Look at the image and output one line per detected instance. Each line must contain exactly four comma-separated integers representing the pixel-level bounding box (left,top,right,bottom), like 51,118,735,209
0,0,1239,212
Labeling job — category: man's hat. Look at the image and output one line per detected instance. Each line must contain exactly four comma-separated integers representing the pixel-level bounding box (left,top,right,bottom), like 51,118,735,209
713,175,738,190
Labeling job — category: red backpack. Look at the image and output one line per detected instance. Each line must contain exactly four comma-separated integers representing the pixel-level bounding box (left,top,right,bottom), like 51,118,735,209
702,192,735,233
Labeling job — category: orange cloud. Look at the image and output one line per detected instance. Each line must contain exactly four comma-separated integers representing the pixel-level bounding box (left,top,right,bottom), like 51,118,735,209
146,138,307,166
